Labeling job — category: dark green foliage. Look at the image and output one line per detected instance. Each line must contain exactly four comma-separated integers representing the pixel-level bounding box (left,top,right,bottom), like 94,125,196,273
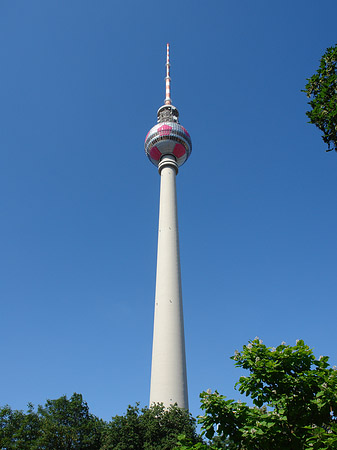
0,403,41,449
36,393,105,449
101,403,201,450
303,44,337,152
175,434,231,450
0,393,104,450
0,396,199,450
186,339,337,450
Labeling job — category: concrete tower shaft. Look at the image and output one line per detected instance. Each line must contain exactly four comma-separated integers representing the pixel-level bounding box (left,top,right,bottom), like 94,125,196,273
149,155,188,409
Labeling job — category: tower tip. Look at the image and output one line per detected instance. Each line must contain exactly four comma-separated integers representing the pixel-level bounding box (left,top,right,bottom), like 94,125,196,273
165,43,171,105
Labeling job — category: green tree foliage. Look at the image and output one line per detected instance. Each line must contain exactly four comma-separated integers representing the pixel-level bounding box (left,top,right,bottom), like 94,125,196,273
303,44,337,152
0,403,41,449
0,393,104,450
37,393,104,449
0,396,200,450
181,339,337,450
101,403,201,450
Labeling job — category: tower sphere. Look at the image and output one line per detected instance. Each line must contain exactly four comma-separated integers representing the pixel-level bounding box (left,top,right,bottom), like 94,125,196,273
144,105,192,168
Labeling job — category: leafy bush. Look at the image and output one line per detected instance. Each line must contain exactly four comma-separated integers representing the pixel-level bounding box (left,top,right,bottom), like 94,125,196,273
182,339,337,450
303,44,337,152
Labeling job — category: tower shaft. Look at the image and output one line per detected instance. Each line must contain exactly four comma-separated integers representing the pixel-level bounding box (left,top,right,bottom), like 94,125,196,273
149,156,188,409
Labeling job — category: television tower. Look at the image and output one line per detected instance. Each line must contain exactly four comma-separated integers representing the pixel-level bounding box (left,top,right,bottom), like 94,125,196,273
145,44,192,410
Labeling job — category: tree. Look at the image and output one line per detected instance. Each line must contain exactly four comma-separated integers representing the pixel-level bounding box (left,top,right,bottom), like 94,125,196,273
0,394,201,450
0,403,41,450
101,402,201,450
181,339,337,450
0,393,104,450
303,43,337,152
37,393,105,450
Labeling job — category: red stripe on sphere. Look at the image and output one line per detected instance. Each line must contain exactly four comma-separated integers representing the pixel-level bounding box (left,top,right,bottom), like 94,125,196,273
150,146,161,161
173,143,186,158
158,125,172,136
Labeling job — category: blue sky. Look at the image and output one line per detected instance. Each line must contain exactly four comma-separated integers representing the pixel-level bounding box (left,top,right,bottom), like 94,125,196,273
1,0,337,421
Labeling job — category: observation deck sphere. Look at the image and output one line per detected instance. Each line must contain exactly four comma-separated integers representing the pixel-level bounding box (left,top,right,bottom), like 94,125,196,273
145,121,192,168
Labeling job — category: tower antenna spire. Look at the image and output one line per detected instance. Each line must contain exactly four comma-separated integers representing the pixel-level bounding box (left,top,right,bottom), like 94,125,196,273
165,43,171,105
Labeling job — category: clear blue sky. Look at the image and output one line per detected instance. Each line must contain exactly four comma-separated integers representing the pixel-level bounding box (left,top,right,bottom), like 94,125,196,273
1,0,337,422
